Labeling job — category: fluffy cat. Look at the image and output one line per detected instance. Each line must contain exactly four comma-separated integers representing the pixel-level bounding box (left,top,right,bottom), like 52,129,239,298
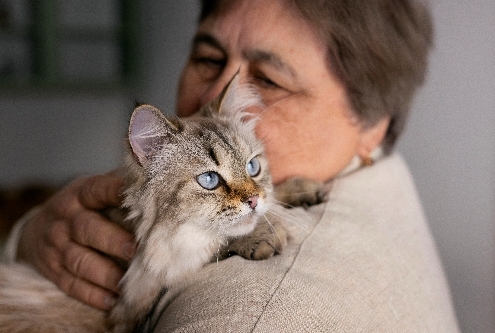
108,76,285,332
0,75,318,333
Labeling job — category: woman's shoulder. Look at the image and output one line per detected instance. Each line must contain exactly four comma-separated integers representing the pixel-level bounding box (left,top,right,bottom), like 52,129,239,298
154,154,460,332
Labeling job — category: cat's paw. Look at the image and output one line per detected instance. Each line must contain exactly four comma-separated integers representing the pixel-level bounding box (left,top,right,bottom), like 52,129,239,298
274,177,329,208
221,218,288,260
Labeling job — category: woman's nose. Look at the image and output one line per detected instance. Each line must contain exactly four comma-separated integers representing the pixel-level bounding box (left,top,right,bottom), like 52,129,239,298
200,67,244,106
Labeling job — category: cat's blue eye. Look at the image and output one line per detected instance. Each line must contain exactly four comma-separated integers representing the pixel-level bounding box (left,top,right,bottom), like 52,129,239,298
197,171,220,190
246,157,261,177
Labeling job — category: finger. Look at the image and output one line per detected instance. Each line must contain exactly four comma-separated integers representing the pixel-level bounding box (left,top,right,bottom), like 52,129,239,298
34,242,118,311
70,210,135,261
78,174,124,210
63,241,125,294
55,266,119,311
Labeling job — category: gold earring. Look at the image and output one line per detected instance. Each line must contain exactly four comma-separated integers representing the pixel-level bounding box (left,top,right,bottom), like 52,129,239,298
361,156,374,167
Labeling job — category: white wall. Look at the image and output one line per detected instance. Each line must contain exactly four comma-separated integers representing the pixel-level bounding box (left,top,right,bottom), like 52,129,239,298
398,1,495,332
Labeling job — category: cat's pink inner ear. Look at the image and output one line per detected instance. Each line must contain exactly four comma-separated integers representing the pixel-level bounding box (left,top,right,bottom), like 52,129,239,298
129,106,165,166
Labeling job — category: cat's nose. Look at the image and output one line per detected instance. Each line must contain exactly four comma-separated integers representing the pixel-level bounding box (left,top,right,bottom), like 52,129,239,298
245,195,259,210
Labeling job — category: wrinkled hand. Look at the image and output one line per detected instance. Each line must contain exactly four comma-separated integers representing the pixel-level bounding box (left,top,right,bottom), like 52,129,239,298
17,173,136,311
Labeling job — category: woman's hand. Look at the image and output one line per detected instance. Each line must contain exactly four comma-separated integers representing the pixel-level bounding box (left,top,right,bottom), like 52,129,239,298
17,173,136,311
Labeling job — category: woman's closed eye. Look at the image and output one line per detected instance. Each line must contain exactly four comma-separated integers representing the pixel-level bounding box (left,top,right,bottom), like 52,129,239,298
191,56,225,80
190,41,226,80
254,74,280,89
250,71,294,104
192,55,225,69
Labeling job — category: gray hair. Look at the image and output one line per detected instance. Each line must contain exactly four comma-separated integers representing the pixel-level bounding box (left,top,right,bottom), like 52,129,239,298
199,0,434,152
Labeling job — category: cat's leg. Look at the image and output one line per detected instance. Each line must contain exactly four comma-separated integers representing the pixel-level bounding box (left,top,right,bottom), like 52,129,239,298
108,258,164,333
218,177,329,261
0,263,107,333
274,177,329,208
219,216,288,260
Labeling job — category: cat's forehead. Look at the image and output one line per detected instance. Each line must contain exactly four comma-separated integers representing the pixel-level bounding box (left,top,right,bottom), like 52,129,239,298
186,119,255,152
141,115,264,177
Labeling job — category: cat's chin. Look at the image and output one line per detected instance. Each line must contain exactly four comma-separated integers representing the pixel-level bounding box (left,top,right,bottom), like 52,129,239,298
223,215,259,238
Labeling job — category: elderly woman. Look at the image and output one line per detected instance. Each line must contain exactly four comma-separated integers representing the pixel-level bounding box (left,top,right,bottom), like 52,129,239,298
4,0,459,331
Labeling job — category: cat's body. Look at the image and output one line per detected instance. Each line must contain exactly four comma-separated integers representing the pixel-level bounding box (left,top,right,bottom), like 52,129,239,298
0,76,327,332
0,262,107,333
109,84,278,331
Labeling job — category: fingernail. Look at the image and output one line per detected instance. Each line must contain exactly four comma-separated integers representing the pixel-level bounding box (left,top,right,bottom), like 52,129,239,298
105,295,117,309
123,242,136,260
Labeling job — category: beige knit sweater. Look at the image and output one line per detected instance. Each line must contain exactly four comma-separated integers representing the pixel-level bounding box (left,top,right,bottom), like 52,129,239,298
153,153,460,332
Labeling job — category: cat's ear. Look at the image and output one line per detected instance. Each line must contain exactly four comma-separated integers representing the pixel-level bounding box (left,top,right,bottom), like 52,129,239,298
128,104,181,166
206,70,261,116
216,70,240,114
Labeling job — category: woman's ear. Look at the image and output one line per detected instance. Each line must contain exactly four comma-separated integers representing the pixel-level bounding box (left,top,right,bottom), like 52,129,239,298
357,117,391,159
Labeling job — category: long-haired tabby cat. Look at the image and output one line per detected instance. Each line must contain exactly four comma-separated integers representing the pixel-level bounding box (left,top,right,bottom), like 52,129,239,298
0,75,326,332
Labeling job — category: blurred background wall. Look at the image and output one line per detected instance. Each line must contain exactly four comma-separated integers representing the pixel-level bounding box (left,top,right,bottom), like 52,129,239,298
398,1,495,332
0,1,493,332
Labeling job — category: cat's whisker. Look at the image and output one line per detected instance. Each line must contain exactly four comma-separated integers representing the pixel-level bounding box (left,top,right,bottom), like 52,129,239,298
265,204,312,232
269,198,298,209
276,190,325,196
215,243,221,265
202,223,217,237
261,214,285,253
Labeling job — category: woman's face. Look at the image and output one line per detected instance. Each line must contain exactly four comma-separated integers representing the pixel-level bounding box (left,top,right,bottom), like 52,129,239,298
177,0,385,184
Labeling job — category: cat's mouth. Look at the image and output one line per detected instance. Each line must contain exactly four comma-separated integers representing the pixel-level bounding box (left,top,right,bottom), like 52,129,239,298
224,215,259,237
